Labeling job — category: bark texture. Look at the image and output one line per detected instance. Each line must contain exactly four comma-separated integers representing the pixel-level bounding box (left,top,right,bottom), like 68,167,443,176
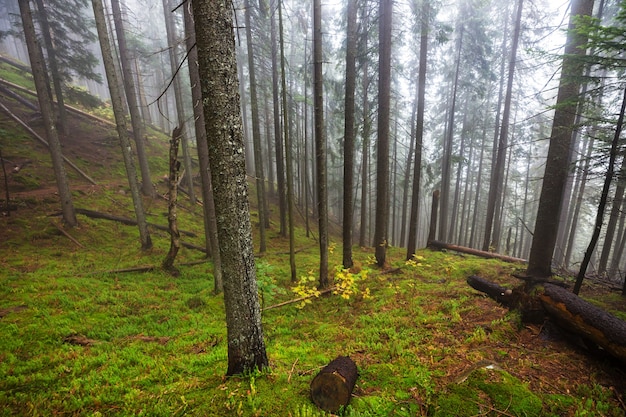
192,0,268,375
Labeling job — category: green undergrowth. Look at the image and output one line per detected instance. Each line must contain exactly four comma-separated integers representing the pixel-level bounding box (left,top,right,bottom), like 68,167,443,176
2,184,624,416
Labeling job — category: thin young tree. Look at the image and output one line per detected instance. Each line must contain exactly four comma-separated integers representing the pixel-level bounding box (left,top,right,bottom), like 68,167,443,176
18,0,76,227
244,0,267,253
313,0,329,288
91,0,151,250
110,0,154,197
527,0,594,278
374,0,393,267
406,0,429,260
192,0,269,375
342,0,358,269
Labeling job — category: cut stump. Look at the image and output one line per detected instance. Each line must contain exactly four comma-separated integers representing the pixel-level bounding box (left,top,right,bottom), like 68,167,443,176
310,355,358,412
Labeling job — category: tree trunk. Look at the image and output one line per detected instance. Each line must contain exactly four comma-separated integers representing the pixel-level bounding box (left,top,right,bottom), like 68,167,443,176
310,356,358,413
244,0,267,254
162,126,182,275
110,0,154,197
313,0,329,288
342,0,357,268
183,1,222,291
19,0,76,227
192,0,268,375
91,0,151,250
374,0,393,267
358,21,370,248
527,0,594,278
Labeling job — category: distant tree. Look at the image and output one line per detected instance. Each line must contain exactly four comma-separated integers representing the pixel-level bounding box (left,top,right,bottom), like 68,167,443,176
342,0,357,269
313,0,329,288
526,0,594,278
111,0,154,197
91,0,151,250
374,0,393,267
192,0,269,375
18,0,76,227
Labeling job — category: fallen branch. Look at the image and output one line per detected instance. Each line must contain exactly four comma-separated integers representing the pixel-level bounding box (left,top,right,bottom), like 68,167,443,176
50,219,84,248
263,287,335,311
428,240,527,263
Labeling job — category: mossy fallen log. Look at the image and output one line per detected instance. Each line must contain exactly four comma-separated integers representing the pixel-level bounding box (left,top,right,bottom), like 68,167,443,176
310,356,358,412
468,275,626,365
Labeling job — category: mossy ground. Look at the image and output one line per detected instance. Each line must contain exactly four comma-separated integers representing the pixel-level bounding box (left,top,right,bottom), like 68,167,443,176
1,64,625,416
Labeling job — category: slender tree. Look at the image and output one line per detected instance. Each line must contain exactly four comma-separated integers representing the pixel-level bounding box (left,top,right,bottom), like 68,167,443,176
313,0,329,288
19,0,76,227
91,0,151,250
527,0,594,278
110,0,154,197
342,0,358,269
192,0,268,375
374,0,393,267
406,0,429,260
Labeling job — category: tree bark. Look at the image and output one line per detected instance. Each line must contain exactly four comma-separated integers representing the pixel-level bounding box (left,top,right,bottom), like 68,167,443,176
527,0,594,278
19,0,76,227
430,240,526,263
91,0,151,250
310,356,358,413
162,126,182,275
193,0,268,375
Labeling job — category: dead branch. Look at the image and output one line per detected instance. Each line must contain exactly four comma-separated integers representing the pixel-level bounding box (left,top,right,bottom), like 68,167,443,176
50,219,84,248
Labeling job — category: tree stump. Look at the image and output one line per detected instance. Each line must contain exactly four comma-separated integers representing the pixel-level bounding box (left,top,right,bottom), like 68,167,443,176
310,356,358,412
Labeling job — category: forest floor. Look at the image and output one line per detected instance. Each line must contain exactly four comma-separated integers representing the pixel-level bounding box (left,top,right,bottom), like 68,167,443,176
1,60,626,416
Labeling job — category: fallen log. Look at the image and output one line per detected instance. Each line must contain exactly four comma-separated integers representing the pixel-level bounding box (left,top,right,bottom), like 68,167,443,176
468,275,626,365
310,356,358,412
429,240,527,263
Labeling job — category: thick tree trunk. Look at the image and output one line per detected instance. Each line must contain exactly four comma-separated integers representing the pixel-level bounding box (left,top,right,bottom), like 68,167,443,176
310,356,358,412
193,0,268,375
527,0,594,278
91,0,151,250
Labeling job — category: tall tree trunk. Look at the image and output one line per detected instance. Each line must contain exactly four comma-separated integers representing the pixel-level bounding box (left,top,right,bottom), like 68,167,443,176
183,1,222,291
574,85,626,294
358,11,370,248
91,0,151,250
163,0,196,203
111,0,154,197
342,0,357,268
406,1,430,260
244,0,267,253
277,0,296,281
374,0,393,267
19,0,76,227
313,0,329,288
192,0,268,375
527,0,594,278
598,155,626,274
483,0,523,252
270,1,287,236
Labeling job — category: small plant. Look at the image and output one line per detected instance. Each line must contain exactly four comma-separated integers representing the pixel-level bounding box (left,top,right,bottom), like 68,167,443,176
291,272,322,308
405,254,427,268
256,261,285,308
333,265,371,300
